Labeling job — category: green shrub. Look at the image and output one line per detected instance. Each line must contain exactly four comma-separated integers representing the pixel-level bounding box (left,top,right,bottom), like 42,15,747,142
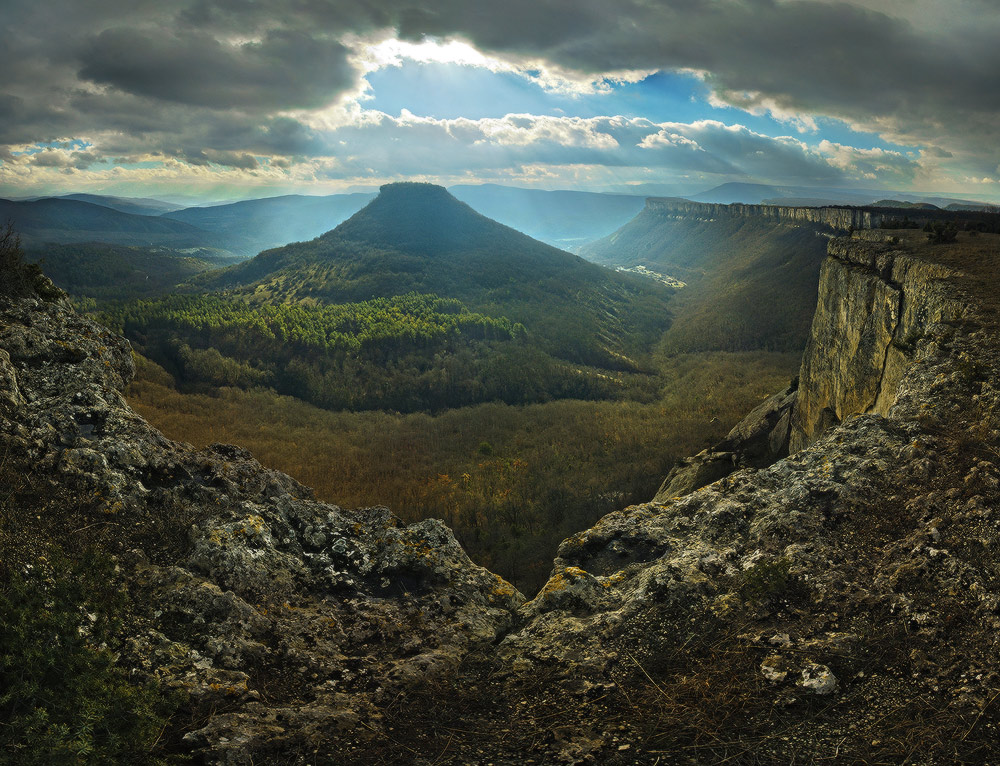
0,552,183,765
0,222,64,301
926,221,958,244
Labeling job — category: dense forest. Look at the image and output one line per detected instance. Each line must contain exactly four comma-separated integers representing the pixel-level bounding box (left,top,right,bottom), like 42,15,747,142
101,292,657,412
129,350,799,591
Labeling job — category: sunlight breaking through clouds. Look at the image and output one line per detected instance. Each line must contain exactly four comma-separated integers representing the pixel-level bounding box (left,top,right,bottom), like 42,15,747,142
1,0,998,200
353,35,655,97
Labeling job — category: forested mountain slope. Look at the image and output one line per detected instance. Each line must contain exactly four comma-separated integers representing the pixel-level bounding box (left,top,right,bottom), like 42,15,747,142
194,182,674,370
0,197,253,253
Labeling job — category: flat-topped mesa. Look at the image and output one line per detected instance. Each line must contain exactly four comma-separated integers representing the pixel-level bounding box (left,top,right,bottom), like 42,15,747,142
644,197,883,231
644,196,1000,235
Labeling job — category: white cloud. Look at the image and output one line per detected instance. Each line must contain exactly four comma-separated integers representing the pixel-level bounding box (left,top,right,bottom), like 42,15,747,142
2,108,928,199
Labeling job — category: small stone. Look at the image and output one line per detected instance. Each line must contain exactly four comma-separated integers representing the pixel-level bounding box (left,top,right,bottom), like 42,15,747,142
798,664,838,695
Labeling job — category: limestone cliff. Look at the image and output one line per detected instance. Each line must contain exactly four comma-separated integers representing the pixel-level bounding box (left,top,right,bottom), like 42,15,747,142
644,196,883,231
791,230,965,449
499,229,1000,762
4,230,1000,764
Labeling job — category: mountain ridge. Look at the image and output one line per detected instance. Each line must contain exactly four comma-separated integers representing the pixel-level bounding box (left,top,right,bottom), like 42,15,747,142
192,182,675,370
0,196,255,253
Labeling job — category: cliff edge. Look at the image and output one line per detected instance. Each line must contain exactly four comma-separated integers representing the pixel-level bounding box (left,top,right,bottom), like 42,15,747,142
3,230,1000,763
0,289,522,763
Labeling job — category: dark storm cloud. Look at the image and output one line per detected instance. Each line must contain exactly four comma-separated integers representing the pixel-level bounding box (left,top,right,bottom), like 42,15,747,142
78,28,354,110
29,150,103,170
390,0,1000,152
177,0,389,34
352,0,996,183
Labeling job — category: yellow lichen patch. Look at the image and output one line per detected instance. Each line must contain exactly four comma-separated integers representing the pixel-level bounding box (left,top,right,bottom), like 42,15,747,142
710,592,741,617
536,573,569,599
233,514,267,538
103,500,123,515
600,571,628,588
490,577,517,601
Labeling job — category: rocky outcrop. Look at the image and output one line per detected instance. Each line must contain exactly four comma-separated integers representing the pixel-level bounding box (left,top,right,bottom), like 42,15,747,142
0,293,522,764
653,381,797,500
500,230,1000,763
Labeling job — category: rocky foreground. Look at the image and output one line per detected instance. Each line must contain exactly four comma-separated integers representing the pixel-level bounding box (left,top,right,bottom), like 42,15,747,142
3,230,1000,764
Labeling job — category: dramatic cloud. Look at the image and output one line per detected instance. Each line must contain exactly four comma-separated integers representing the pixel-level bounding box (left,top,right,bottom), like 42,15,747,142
0,0,995,198
78,29,356,110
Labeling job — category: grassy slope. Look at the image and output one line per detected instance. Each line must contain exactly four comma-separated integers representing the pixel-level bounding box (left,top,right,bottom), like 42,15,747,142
583,208,829,352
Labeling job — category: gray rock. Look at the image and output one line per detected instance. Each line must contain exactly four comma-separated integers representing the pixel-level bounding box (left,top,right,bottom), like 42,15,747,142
654,381,797,500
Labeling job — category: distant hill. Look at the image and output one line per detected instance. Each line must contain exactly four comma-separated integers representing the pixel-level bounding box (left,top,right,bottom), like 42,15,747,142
762,197,846,207
690,181,995,209
55,193,183,216
0,197,254,254
689,182,895,206
447,184,646,250
194,182,674,371
24,242,224,301
873,199,940,210
945,202,997,212
581,198,830,353
162,192,376,251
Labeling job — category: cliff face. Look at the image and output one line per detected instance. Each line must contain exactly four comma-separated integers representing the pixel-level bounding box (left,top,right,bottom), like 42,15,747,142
644,197,883,231
498,230,1000,762
4,230,1000,763
791,230,964,449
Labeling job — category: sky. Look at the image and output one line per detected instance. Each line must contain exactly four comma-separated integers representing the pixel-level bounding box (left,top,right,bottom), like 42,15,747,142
1,0,999,203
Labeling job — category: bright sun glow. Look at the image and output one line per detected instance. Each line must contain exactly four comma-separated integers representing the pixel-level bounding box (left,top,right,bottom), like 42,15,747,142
353,35,653,97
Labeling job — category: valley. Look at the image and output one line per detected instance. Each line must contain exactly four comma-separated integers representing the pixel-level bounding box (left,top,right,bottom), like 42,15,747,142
18,187,994,596
127,349,797,591
93,183,802,591
5,3,1000,762
4,209,1000,763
